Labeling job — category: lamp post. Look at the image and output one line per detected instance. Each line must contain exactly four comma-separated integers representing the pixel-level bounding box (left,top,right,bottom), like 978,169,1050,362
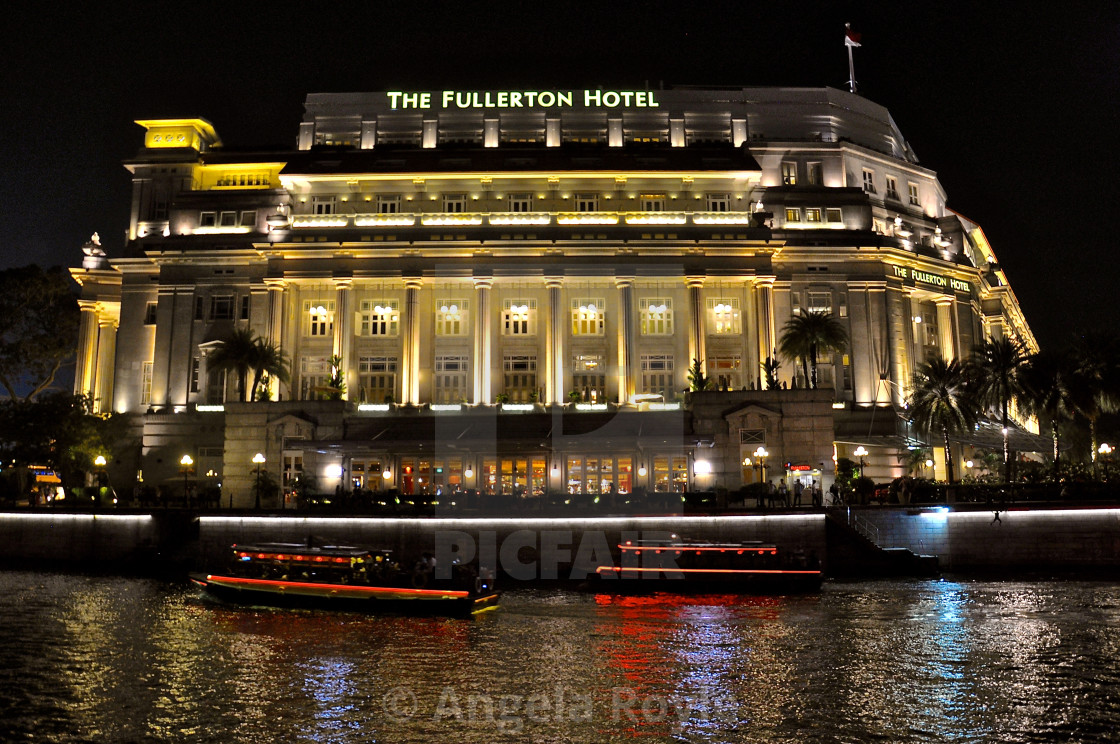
93,455,107,509
853,446,868,478
180,455,194,509
753,446,769,483
1100,443,1113,481
252,453,266,511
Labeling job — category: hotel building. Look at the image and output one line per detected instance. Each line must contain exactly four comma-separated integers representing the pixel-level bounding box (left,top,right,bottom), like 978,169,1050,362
71,86,1037,506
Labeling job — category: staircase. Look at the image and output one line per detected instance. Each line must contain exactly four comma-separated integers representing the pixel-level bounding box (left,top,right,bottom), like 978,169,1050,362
825,508,939,578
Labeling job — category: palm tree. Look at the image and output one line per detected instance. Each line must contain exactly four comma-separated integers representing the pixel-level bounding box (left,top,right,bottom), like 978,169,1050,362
248,339,290,401
1067,335,1120,466
761,356,781,390
1018,350,1073,478
778,311,849,390
969,336,1027,483
207,328,258,402
908,357,981,483
687,358,713,392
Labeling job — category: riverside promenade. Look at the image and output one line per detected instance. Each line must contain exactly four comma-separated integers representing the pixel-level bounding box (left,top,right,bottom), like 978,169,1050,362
0,503,1118,578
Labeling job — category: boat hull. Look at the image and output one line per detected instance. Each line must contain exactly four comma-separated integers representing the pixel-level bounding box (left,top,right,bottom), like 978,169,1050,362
594,567,822,594
190,573,500,616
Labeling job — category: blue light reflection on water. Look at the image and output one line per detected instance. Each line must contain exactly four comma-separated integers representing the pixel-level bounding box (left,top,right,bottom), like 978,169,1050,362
1,573,1120,742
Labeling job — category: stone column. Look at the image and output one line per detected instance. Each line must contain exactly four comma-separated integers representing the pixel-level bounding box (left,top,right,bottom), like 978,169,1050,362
402,277,423,405
333,278,353,399
75,301,99,398
935,297,956,361
615,276,635,404
93,317,118,414
473,277,492,404
754,276,776,372
686,276,706,371
545,276,564,404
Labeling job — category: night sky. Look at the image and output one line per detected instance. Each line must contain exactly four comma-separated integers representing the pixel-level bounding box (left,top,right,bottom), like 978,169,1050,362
3,3,1117,350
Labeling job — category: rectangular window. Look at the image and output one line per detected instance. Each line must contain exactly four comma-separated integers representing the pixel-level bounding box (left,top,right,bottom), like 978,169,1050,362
240,295,250,321
239,210,257,227
442,194,467,213
358,299,400,337
144,302,158,325
807,291,832,314
358,356,398,404
304,300,335,337
502,298,537,336
707,297,741,334
807,162,823,185
199,211,217,228
705,193,730,212
781,162,797,186
435,298,468,336
206,367,226,404
434,355,469,403
862,169,876,194
313,197,336,215
640,194,666,212
825,207,843,223
639,298,673,336
502,354,538,402
377,195,401,213
886,176,900,201
190,358,200,393
508,194,533,212
640,354,675,398
707,356,742,390
210,295,235,321
785,208,801,223
194,296,204,321
570,298,605,336
805,208,822,223
838,293,848,318
574,193,599,212
141,361,153,405
299,356,332,400
219,211,238,227
908,182,920,206
571,354,605,403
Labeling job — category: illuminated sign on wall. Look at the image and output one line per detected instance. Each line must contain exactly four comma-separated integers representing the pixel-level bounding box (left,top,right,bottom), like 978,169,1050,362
891,265,970,293
386,90,661,110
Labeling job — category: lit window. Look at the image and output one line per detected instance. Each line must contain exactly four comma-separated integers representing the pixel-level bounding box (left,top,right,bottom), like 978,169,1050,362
908,182,921,206
640,194,666,212
313,197,336,215
436,298,468,336
508,194,533,212
377,195,401,214
705,193,730,212
886,176,900,201
299,356,331,400
708,298,741,334
785,208,801,223
781,162,797,186
805,208,822,223
358,300,399,336
141,361,153,405
358,356,398,403
862,169,876,194
640,354,674,398
572,354,605,402
807,291,832,314
571,298,605,336
304,301,335,337
574,194,599,212
502,354,538,402
442,194,467,213
640,298,673,335
807,162,823,185
708,356,741,390
502,299,537,335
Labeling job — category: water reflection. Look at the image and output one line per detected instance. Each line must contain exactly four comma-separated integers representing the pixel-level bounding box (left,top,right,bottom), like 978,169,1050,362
3,574,1120,742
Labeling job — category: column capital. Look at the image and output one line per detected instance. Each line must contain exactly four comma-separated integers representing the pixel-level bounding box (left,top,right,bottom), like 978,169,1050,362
473,276,493,290
933,296,955,307
264,278,288,291
404,276,424,291
545,275,564,289
78,299,100,312
333,277,353,290
685,275,706,289
614,275,634,289
752,275,776,288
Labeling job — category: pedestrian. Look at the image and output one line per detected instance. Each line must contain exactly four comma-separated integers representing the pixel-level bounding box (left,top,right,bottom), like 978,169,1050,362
812,481,822,507
793,480,803,506
828,482,839,506
777,480,789,507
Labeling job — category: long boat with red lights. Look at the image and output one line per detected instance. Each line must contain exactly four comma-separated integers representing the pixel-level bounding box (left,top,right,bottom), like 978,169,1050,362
594,538,822,594
190,542,499,616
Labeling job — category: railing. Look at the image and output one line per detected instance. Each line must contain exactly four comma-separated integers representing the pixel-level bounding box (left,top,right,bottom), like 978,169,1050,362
284,211,763,230
846,506,880,546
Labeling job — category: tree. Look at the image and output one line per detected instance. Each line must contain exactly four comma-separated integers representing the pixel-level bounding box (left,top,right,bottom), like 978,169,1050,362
207,328,258,402
1018,350,1074,477
777,311,848,390
248,339,290,401
326,355,346,400
761,357,781,391
0,265,80,401
0,393,110,490
969,336,1027,483
687,358,713,392
908,358,981,484
1066,335,1120,466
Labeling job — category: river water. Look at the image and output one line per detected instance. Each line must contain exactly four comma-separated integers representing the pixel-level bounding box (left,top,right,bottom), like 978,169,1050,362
1,572,1118,743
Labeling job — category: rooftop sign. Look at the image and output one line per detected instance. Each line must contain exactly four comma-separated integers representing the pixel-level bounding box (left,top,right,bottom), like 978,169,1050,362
891,265,970,293
386,90,661,110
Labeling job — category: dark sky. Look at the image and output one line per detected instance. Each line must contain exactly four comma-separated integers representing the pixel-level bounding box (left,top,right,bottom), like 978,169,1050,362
3,3,1118,350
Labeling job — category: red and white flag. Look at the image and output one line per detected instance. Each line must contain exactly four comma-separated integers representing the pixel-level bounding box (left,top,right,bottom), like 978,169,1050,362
845,23,862,48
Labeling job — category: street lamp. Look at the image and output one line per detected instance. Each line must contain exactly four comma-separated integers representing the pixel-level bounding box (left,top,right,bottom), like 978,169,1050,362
853,446,868,478
180,455,194,509
1100,443,1113,480
252,453,266,510
93,455,107,509
753,446,769,483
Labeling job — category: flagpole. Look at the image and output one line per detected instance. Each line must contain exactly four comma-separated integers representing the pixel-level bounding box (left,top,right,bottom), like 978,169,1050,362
845,23,858,94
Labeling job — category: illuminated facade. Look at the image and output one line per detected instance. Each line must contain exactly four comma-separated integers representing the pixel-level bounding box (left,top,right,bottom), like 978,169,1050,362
72,87,1036,505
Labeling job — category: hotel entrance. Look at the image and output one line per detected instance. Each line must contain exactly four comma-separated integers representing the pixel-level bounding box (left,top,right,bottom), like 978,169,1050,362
480,458,547,497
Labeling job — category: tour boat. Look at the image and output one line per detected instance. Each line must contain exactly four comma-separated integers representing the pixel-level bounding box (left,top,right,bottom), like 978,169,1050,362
594,538,822,593
190,542,499,616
